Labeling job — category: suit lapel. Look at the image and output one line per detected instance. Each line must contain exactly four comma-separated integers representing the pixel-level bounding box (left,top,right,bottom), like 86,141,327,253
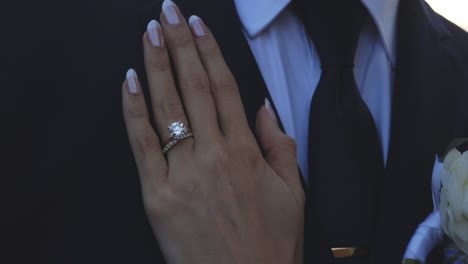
373,0,460,261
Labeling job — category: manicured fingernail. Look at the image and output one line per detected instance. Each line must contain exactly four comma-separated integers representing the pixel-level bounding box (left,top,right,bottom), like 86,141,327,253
189,16,206,37
147,20,163,47
126,69,139,95
265,98,278,123
162,0,180,25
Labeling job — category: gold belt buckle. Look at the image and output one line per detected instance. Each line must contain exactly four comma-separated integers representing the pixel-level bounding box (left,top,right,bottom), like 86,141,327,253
331,247,368,258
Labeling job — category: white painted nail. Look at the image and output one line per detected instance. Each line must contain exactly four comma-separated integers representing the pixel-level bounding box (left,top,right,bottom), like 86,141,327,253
147,20,163,47
189,16,206,37
265,98,278,123
126,69,139,95
162,0,180,25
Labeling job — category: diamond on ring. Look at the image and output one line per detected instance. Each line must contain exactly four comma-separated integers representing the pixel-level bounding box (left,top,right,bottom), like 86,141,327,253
162,121,193,155
168,121,188,139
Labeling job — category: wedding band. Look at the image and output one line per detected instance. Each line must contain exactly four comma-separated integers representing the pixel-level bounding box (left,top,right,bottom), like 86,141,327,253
161,121,193,154
162,132,193,154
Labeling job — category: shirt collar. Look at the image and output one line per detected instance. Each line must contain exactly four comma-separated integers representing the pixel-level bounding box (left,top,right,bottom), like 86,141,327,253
234,0,399,65
234,0,291,38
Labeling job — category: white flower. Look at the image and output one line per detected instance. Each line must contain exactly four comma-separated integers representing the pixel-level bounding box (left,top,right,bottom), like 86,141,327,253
440,148,468,254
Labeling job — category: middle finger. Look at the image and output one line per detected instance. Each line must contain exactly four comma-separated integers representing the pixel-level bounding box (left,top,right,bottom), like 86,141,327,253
160,0,220,143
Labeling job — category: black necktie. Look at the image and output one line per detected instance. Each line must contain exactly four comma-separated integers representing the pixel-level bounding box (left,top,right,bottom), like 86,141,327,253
294,0,385,262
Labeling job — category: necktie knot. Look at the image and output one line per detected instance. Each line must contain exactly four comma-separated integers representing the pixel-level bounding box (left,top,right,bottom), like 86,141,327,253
294,0,366,67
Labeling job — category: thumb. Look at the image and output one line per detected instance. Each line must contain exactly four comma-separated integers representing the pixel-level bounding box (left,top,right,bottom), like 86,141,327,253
255,99,300,184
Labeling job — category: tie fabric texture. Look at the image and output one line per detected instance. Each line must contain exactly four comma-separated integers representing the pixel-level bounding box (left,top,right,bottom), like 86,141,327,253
294,0,385,263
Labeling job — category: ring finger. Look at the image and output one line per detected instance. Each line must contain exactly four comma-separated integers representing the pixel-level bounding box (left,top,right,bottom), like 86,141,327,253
143,20,193,157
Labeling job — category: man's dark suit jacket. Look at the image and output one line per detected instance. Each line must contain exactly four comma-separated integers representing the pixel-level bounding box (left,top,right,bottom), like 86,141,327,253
3,0,468,263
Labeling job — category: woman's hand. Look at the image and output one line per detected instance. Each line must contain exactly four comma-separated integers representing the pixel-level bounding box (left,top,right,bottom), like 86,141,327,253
121,1,304,263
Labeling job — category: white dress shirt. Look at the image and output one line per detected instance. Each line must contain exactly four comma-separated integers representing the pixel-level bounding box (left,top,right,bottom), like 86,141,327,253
234,0,399,182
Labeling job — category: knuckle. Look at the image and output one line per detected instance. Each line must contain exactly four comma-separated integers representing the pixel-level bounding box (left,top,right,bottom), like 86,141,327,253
234,137,259,152
171,32,193,48
147,55,171,72
180,73,211,96
155,97,185,118
211,75,238,96
136,129,160,155
233,141,262,167
266,148,283,163
144,187,175,215
205,144,226,160
127,107,148,120
274,135,298,157
202,144,230,167
200,43,221,59
213,148,230,164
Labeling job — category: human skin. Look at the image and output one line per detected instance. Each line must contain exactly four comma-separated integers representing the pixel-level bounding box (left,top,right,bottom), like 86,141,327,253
121,0,305,263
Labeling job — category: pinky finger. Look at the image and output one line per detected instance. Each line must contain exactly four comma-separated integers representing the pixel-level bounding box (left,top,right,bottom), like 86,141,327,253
122,69,168,191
